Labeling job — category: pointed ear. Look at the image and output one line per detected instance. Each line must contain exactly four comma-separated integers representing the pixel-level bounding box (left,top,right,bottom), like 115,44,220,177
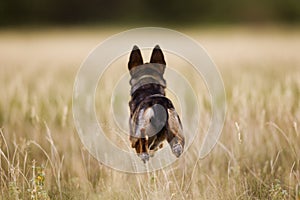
150,45,166,65
128,45,143,70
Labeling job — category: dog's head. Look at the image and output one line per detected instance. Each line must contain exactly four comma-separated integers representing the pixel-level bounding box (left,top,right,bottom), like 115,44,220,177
128,45,167,96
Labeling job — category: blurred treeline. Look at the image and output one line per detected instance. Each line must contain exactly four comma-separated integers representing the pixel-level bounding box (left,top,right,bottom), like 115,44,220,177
0,0,300,26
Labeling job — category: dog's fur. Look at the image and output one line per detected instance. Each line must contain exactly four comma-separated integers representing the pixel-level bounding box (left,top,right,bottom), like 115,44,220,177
128,45,185,163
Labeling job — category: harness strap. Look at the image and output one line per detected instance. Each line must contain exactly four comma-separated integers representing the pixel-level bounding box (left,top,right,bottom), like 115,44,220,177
147,94,166,98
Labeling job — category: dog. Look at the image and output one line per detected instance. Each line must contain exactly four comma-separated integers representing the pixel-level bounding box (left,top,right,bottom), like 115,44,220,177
128,45,185,163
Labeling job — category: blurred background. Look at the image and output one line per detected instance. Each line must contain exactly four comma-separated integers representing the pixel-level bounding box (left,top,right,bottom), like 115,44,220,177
1,0,300,199
0,0,300,27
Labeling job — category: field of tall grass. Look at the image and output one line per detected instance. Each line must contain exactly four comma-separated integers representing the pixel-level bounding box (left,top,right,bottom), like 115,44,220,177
0,26,299,199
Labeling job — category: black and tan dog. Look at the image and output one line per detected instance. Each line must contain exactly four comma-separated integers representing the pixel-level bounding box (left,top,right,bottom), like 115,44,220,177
128,45,185,163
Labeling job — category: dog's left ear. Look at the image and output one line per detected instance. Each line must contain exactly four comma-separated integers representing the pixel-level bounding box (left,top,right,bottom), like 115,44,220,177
150,45,166,65
128,45,144,71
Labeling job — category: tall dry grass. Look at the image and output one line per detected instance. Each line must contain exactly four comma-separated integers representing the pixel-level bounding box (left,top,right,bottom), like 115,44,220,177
0,26,300,199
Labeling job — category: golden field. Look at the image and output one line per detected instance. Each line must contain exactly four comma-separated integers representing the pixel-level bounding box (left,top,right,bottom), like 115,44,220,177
0,26,300,199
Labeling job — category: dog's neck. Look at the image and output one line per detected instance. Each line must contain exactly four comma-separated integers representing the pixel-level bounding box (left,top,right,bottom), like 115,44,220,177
129,63,166,95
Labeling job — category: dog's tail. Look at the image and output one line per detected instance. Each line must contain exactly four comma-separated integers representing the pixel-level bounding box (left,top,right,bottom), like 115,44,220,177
141,104,168,137
150,104,168,131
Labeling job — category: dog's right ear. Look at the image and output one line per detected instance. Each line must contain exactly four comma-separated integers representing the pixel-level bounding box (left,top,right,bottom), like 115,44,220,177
128,45,143,71
150,45,166,65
